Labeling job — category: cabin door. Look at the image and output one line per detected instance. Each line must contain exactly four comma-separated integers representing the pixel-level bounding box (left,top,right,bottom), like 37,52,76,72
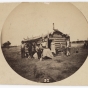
48,39,52,49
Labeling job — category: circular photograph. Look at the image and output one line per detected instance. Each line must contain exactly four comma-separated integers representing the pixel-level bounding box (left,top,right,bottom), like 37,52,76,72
1,2,88,83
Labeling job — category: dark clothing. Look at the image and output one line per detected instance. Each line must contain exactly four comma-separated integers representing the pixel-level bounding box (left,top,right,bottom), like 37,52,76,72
28,43,32,58
84,41,88,49
25,43,29,58
43,56,52,59
66,47,70,56
31,45,36,58
37,49,43,59
21,48,25,58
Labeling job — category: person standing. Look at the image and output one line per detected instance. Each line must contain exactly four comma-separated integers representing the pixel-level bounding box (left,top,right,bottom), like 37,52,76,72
37,44,43,60
31,42,36,58
59,42,62,52
51,40,56,55
66,39,70,56
21,41,25,58
28,42,32,58
41,39,47,48
35,44,40,59
25,43,29,58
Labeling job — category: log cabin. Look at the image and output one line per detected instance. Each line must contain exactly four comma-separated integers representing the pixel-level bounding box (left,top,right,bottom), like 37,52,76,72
22,23,70,51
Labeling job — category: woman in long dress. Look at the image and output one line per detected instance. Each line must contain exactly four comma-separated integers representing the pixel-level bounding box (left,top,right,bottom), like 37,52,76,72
41,39,53,59
51,40,56,55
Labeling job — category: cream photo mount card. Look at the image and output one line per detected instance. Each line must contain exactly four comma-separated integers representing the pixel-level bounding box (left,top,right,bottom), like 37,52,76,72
0,2,88,85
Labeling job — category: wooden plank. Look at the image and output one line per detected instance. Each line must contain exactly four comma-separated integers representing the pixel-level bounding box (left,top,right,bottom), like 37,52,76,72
55,46,60,48
55,43,60,45
55,45,66,47
49,36,63,38
55,47,61,49
53,36,64,38
53,36,63,38
53,38,66,40
54,41,66,44
55,46,66,49
55,45,61,46
54,39,66,42
55,44,61,46
54,38,65,40
55,43,66,45
55,44,66,46
55,45,66,48
55,46,66,48
49,37,66,40
54,42,66,43
54,40,66,42
53,34,62,37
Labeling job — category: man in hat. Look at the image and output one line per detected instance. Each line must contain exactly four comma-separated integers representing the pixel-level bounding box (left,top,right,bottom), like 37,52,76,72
21,41,25,58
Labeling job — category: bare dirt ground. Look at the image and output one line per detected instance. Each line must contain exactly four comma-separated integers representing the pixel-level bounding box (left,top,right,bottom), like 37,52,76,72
2,43,88,83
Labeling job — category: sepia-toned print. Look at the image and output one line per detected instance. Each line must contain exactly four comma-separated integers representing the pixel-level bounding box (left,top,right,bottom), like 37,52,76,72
1,2,88,83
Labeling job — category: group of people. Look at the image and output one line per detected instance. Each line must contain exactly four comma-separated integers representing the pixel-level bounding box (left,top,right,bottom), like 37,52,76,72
21,38,71,60
21,39,55,60
21,41,42,59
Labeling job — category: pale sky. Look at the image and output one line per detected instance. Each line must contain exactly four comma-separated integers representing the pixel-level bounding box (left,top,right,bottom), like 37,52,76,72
1,2,88,45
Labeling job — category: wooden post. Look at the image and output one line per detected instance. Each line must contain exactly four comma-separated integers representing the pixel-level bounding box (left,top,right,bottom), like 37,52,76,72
47,31,49,48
